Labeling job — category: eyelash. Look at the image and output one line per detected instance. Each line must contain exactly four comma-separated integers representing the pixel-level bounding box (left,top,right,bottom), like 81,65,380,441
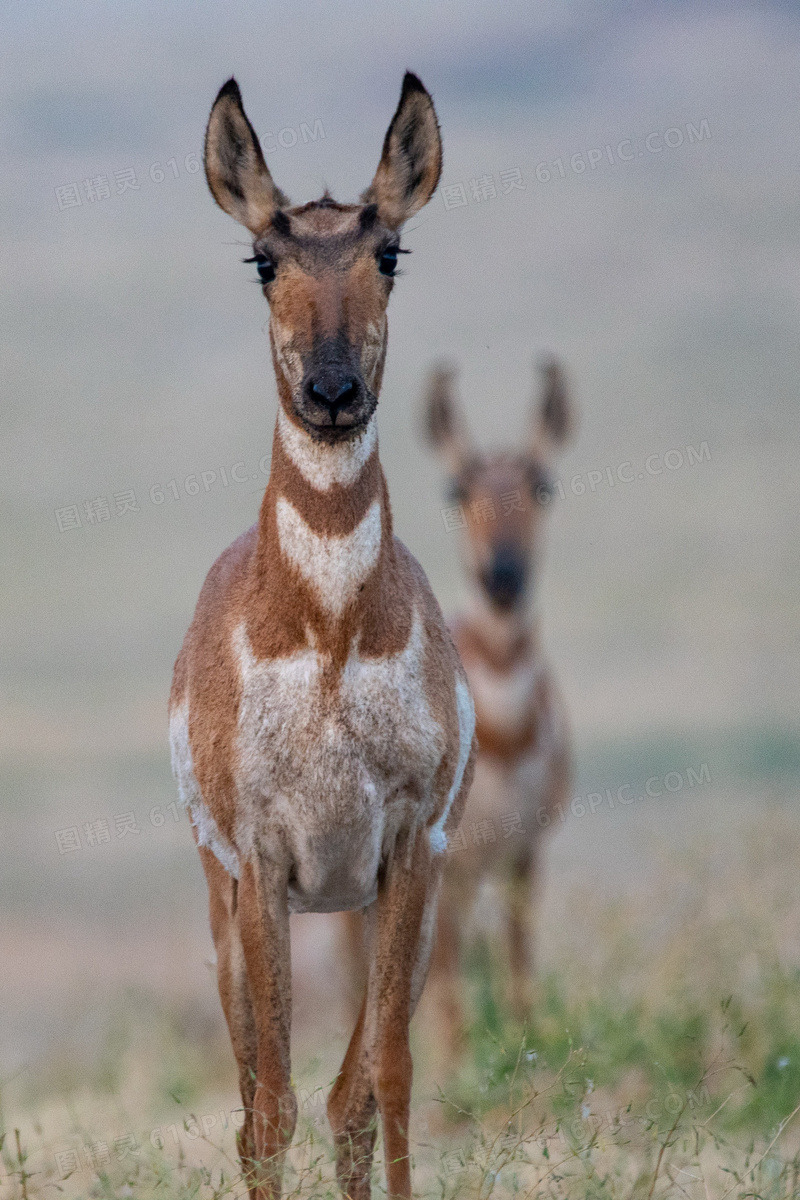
378,246,411,277
243,253,276,284
243,245,411,283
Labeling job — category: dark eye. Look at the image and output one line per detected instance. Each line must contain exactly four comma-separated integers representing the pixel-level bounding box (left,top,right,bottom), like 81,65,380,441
243,253,276,284
526,463,553,504
378,246,399,277
447,479,467,504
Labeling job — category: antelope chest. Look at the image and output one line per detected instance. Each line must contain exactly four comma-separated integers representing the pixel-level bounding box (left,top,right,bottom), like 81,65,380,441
467,656,542,741
231,611,445,912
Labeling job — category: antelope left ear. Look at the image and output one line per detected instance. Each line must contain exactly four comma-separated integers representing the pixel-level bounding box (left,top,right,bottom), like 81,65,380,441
530,357,576,455
361,72,443,230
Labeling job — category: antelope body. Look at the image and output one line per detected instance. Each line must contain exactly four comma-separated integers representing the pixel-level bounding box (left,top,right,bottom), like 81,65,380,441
424,362,576,1043
169,75,476,1200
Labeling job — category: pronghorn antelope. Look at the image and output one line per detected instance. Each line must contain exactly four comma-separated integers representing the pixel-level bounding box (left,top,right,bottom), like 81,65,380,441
423,360,575,1047
169,75,476,1200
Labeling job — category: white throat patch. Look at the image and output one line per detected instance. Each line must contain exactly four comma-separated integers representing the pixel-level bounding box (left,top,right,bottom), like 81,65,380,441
277,406,378,492
276,494,382,616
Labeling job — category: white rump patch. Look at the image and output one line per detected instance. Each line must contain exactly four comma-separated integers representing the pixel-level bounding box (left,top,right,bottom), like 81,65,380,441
429,675,476,854
278,405,378,491
276,495,382,616
169,701,240,878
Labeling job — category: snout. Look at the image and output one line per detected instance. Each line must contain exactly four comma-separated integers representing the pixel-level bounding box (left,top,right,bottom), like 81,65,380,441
481,546,529,610
296,341,375,440
303,371,363,426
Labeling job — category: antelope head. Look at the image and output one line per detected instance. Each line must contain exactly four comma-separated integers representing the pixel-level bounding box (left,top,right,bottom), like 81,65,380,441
204,74,442,443
426,360,576,613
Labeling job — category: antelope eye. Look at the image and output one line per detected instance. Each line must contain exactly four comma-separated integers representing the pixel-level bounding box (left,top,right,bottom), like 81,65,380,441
527,463,553,504
378,246,399,276
447,479,467,505
244,253,276,284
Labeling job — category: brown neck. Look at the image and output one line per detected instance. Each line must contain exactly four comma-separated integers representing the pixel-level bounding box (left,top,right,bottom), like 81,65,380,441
263,410,385,537
457,590,540,672
245,406,404,668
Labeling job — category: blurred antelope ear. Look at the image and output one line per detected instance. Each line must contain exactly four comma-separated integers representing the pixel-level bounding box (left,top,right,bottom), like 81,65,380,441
204,78,290,234
361,72,443,230
530,357,576,454
424,364,472,478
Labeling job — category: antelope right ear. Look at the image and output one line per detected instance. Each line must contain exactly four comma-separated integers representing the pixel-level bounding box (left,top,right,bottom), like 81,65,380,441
530,357,576,455
424,365,472,478
362,72,443,230
204,78,290,234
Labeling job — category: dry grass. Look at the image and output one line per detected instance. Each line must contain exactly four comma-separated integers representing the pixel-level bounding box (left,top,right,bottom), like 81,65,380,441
2,794,800,1199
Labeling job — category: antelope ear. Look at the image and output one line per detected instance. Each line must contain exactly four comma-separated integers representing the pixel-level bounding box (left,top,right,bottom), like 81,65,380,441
424,364,472,478
361,72,443,230
530,358,576,454
204,78,290,234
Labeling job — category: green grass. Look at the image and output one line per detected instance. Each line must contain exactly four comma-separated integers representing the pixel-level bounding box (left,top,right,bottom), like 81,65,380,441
4,960,800,1199
3,792,800,1198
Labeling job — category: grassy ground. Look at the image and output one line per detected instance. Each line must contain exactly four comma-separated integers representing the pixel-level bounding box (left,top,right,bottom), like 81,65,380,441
3,768,800,1200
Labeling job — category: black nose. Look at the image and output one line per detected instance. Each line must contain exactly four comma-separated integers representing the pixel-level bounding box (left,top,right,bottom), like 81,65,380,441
306,375,360,420
483,548,528,610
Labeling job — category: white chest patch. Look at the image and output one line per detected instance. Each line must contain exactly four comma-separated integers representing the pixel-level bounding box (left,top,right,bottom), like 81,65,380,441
276,495,382,617
468,658,543,739
232,612,445,912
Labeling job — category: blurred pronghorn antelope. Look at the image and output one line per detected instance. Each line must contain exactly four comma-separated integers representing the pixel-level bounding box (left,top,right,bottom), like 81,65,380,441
423,360,576,1044
169,75,476,1200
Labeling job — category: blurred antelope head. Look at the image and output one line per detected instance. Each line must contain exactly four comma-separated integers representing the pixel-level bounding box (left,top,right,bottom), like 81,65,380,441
425,360,575,614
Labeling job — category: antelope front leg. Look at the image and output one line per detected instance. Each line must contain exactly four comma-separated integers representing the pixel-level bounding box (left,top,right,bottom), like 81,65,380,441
329,831,442,1200
237,855,296,1200
199,846,259,1174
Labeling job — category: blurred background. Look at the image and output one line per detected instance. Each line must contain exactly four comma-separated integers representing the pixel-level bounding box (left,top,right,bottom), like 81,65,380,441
2,2,799,1196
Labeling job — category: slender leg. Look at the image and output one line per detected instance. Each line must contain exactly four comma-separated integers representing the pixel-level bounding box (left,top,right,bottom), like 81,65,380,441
328,831,444,1200
424,863,480,1062
506,749,570,1020
506,846,536,1021
199,846,259,1178
338,907,369,1028
373,833,443,1199
237,854,296,1200
327,985,378,1200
